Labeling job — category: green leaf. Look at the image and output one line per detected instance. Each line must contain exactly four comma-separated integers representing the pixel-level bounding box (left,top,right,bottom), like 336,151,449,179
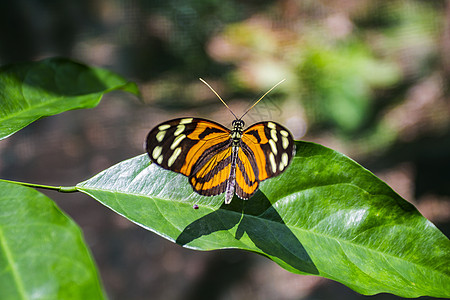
0,181,105,300
77,141,450,298
0,57,139,140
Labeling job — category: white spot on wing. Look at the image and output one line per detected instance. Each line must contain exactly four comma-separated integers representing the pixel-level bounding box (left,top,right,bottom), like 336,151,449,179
174,124,185,136
156,130,166,142
152,146,162,160
267,122,276,129
269,152,277,173
280,130,289,137
270,129,278,142
281,152,289,167
171,134,186,150
269,139,278,155
158,124,170,131
180,118,193,124
282,136,289,149
168,147,182,167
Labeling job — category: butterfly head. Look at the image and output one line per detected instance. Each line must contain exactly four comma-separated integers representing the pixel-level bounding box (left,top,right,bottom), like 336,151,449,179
232,119,245,131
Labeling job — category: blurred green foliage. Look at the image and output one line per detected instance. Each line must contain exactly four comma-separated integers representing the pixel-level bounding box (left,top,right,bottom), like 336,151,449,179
3,0,442,146
203,0,444,142
297,39,400,133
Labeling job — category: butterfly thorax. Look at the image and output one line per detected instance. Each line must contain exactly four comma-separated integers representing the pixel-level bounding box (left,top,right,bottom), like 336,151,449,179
230,119,245,147
225,119,245,203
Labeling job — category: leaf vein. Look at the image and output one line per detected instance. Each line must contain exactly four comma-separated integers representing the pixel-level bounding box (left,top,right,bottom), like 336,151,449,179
0,227,27,300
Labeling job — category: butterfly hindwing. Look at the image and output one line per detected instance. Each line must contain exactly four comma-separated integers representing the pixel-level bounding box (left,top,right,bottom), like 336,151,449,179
189,146,232,197
234,144,260,199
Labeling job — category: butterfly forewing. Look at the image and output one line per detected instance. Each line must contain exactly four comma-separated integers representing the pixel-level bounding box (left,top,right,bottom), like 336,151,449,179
146,118,230,176
226,143,257,199
240,121,295,181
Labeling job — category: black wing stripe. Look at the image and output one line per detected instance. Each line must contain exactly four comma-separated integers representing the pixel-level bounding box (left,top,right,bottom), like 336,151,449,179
237,143,259,186
189,147,232,196
192,154,232,184
190,139,232,175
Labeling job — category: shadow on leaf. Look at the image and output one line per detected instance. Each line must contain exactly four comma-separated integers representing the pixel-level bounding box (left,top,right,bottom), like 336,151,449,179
176,191,318,275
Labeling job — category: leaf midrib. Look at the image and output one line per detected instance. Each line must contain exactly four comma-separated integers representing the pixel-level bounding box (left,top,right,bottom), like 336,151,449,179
78,185,449,284
0,227,27,300
0,91,98,123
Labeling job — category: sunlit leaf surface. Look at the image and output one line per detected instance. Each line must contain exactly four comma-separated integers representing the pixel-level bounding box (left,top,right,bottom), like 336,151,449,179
77,141,450,298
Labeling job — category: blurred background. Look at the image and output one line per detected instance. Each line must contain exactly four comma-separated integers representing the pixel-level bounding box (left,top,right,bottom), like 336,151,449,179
0,0,449,299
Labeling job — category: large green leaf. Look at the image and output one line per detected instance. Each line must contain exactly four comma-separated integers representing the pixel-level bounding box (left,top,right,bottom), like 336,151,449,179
0,181,105,300
77,141,450,298
0,57,139,140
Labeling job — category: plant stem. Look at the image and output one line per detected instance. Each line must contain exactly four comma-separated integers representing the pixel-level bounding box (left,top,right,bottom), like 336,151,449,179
0,179,78,193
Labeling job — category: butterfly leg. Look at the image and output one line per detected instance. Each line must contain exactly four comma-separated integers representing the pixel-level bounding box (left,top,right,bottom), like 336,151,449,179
225,146,238,204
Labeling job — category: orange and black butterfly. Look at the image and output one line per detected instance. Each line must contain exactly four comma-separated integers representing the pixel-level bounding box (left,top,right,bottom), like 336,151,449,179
146,79,295,204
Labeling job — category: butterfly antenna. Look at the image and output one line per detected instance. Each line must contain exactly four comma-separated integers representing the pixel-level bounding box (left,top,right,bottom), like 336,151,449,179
199,78,238,119
240,79,285,119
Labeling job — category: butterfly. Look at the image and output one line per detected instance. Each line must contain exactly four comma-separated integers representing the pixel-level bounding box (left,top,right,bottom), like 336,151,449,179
146,79,295,204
